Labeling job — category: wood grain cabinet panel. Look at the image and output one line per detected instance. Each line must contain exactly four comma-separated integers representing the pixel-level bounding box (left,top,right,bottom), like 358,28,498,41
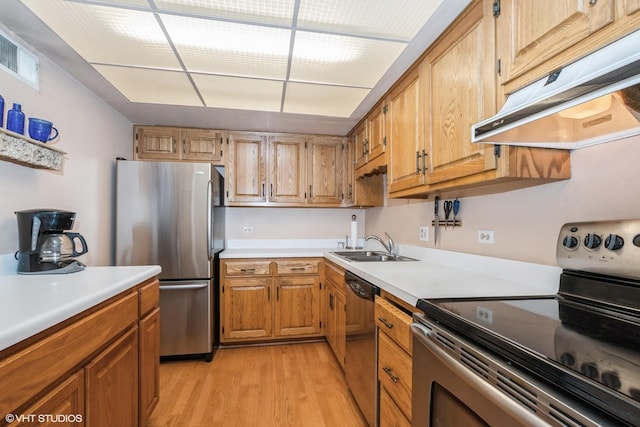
379,386,411,427
323,261,346,369
220,259,323,344
226,132,268,204
134,126,225,164
306,136,343,205
85,327,139,427
374,296,413,355
269,135,307,204
139,307,160,427
134,126,180,160
378,332,412,421
182,129,224,163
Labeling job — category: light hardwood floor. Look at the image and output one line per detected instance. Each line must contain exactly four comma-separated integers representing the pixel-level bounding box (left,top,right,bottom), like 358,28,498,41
148,342,367,427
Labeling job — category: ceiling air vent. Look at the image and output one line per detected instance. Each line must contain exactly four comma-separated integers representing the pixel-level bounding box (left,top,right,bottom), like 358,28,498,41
0,30,39,89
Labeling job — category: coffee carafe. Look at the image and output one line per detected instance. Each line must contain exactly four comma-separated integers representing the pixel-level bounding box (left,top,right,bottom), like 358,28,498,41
15,209,88,274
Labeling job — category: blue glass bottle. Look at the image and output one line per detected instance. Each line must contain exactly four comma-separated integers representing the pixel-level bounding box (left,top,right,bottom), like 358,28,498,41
7,103,25,135
0,95,4,127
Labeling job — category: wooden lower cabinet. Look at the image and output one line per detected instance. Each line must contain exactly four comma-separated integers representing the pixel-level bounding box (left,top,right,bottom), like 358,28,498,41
323,260,347,369
0,276,160,427
86,327,139,427
220,258,322,344
376,295,416,425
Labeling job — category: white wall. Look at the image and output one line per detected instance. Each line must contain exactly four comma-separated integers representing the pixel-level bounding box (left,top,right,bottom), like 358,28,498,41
365,135,640,266
0,33,132,265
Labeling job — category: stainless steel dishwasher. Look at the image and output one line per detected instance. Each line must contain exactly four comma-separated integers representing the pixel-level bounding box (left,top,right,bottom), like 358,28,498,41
344,271,380,427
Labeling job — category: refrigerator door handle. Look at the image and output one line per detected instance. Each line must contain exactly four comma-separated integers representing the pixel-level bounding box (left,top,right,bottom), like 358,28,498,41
160,284,209,290
207,179,213,261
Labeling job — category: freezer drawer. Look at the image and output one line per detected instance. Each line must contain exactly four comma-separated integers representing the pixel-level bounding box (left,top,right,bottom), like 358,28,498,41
159,280,212,359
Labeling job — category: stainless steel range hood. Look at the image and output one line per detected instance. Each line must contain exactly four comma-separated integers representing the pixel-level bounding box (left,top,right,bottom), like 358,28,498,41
472,29,640,149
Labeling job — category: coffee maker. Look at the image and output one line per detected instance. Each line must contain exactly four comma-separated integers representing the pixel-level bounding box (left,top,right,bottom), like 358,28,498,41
15,209,88,274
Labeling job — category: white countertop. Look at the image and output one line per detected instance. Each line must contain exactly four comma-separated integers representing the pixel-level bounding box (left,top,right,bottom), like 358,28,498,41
221,244,561,307
0,255,161,351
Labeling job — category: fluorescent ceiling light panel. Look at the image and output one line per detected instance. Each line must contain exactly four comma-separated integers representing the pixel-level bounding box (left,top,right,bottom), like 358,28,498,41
93,65,202,106
21,1,180,69
291,31,407,87
154,0,295,26
284,82,369,117
161,14,290,78
193,74,283,111
297,0,444,40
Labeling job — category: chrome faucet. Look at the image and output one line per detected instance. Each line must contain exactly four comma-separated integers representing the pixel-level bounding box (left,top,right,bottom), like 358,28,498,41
365,232,397,256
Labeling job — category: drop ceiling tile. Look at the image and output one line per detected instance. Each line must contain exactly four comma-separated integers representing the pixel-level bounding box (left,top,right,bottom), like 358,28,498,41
297,0,444,40
283,82,369,117
93,65,202,106
154,0,295,26
21,0,181,70
193,74,283,111
161,14,290,79
83,0,151,7
290,32,406,87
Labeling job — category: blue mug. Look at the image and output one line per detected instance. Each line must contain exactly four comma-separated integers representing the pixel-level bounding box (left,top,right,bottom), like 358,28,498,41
28,118,59,142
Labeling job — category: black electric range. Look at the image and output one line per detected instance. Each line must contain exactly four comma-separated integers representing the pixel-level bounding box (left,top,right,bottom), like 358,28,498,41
417,220,640,426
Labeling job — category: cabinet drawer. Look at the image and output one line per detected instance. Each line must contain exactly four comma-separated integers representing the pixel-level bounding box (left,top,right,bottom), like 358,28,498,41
223,260,272,276
379,385,411,427
0,291,138,416
139,278,160,317
375,296,413,355
378,331,412,420
275,259,320,275
324,260,345,287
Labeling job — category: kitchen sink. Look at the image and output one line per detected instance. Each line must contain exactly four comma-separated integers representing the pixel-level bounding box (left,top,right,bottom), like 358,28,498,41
331,251,417,262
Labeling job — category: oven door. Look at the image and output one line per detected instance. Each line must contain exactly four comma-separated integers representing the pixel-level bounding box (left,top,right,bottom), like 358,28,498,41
411,321,549,427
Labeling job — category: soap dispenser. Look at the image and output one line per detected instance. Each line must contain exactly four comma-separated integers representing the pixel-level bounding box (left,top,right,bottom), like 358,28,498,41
7,103,25,135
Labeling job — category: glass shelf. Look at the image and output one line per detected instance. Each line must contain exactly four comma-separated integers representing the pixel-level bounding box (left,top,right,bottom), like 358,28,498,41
0,128,65,172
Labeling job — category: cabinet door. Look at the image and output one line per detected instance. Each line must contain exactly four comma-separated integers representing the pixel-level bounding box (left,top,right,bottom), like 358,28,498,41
307,137,343,205
85,327,138,427
227,132,267,204
134,126,180,160
387,64,426,193
497,0,615,85
342,139,355,205
221,278,272,340
367,103,387,162
274,276,321,337
353,121,368,170
269,135,307,203
139,307,160,427
9,371,85,427
426,0,498,184
183,129,224,163
326,283,346,370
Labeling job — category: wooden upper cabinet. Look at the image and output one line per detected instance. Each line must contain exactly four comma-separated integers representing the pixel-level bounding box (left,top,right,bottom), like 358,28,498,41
425,0,498,185
497,0,640,91
183,129,224,162
227,132,267,204
387,63,426,194
307,136,343,205
367,103,387,163
134,126,180,160
353,121,368,170
269,135,307,204
134,126,225,164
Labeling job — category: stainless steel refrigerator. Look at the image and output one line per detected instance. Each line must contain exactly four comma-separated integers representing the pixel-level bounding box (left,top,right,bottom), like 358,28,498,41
115,160,225,361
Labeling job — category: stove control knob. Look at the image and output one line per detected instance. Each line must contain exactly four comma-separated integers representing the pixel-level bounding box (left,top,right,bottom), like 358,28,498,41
559,352,575,367
601,371,622,390
562,235,579,250
633,234,640,247
604,234,624,251
583,233,602,250
580,362,599,379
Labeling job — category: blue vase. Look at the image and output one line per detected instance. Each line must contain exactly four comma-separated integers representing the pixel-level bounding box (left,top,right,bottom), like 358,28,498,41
0,95,4,128
7,103,25,135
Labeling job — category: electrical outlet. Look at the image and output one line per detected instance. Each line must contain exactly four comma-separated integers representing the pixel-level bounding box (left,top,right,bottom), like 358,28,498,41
478,230,494,244
477,306,493,324
419,226,429,242
243,226,253,233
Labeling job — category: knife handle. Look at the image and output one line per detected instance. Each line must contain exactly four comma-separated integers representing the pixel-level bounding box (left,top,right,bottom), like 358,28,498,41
434,196,440,215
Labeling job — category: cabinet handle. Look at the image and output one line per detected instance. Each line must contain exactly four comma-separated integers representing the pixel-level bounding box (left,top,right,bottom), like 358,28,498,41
291,267,306,271
270,183,273,198
262,183,265,197
421,149,427,174
183,140,186,155
173,139,177,153
276,286,279,301
415,151,420,175
240,268,256,273
268,287,271,301
329,292,334,310
349,183,353,198
383,366,399,383
378,317,394,329
309,185,312,198
589,0,597,5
